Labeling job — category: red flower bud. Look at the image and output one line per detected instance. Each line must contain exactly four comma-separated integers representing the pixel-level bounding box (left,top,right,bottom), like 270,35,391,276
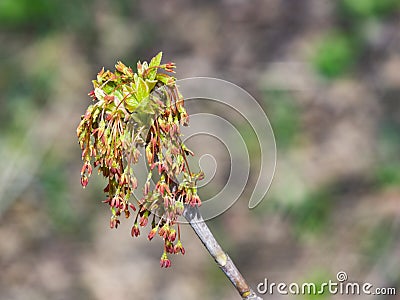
129,202,136,211
102,198,111,205
148,226,158,241
168,229,176,242
110,218,120,229
130,176,138,189
139,215,148,227
174,241,185,255
158,163,163,175
104,95,114,102
164,62,176,73
190,194,201,207
165,240,174,254
80,175,89,188
160,252,171,268
158,224,169,239
144,181,150,195
131,224,140,237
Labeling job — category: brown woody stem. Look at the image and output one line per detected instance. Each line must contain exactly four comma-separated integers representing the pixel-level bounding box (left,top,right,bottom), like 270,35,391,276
183,205,263,300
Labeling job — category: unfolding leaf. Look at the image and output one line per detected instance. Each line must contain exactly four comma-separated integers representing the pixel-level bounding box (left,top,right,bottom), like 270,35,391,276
135,76,149,102
145,79,158,91
156,73,175,85
147,52,163,80
125,94,139,112
94,88,105,100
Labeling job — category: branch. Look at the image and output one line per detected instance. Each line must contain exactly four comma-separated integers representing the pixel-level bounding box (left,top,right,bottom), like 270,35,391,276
183,205,263,300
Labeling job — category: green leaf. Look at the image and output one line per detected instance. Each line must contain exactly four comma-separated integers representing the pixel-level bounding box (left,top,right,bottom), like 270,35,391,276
103,83,116,94
94,88,105,100
135,76,149,102
124,83,135,95
145,79,158,91
147,52,163,80
149,52,162,68
114,89,124,102
156,73,175,85
92,106,101,122
125,94,139,112
141,61,148,77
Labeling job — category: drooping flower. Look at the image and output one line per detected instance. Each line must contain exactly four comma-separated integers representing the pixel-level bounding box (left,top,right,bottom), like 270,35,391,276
148,226,158,241
77,52,204,267
131,223,140,237
174,240,185,255
160,251,171,268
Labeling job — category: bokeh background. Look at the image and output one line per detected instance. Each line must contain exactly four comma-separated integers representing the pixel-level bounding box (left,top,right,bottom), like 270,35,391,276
1,1,400,299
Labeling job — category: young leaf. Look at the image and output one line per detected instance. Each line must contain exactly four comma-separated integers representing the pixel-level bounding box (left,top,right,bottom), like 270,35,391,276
135,76,149,102
147,52,163,80
156,73,175,85
145,79,158,91
125,94,139,112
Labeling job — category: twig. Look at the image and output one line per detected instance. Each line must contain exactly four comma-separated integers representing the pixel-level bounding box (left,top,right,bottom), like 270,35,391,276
183,205,263,300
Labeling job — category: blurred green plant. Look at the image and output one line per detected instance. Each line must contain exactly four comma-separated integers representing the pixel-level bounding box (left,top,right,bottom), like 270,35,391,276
289,188,333,235
312,32,360,79
299,270,332,300
39,155,77,233
361,219,394,263
339,0,400,20
0,0,56,27
0,0,95,34
374,121,400,188
252,184,332,236
313,0,399,79
374,164,400,189
0,69,55,146
262,90,300,149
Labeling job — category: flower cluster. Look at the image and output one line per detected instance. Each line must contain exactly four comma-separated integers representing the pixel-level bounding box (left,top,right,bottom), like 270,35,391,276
77,52,203,267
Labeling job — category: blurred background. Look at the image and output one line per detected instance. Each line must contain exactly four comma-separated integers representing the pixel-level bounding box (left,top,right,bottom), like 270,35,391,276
0,0,400,299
